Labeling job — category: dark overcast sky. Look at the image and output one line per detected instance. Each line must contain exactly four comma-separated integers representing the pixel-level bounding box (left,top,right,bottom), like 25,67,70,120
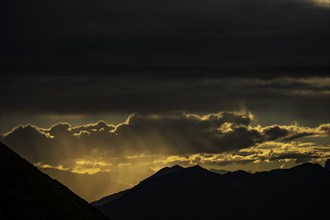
1,0,329,75
0,0,329,131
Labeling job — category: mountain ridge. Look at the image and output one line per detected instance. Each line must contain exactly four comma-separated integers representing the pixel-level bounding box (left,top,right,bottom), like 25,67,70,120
96,161,330,220
325,159,330,171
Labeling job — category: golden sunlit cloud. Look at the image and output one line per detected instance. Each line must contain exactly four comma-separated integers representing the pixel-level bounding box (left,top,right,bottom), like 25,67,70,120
35,156,115,175
71,159,112,174
2,110,329,177
35,163,70,172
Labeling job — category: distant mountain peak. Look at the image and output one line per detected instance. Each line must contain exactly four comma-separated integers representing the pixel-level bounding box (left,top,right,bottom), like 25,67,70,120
290,162,324,172
148,164,184,180
297,162,322,168
187,164,209,172
325,159,330,171
190,164,203,169
171,164,184,169
225,169,251,177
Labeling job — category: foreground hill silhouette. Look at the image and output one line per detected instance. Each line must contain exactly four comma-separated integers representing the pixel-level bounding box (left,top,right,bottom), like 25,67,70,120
95,163,330,220
0,142,109,220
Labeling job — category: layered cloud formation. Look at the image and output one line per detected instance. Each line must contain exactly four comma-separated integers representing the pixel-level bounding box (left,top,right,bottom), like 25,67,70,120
1,76,329,135
1,111,329,172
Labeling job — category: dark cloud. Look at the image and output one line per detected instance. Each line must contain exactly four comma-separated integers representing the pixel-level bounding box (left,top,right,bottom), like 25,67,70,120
111,111,259,154
48,123,71,137
263,126,290,141
1,0,329,76
1,111,328,165
319,124,330,133
284,132,314,141
1,125,54,163
264,152,321,164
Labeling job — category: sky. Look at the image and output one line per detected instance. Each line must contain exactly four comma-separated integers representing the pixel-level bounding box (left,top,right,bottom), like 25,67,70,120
1,0,329,201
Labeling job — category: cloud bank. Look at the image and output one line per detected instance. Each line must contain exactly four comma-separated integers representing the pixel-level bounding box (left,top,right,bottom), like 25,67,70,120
1,111,329,171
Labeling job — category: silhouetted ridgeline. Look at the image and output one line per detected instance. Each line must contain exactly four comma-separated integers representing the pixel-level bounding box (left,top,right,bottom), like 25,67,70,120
0,142,109,220
325,159,330,171
95,163,330,220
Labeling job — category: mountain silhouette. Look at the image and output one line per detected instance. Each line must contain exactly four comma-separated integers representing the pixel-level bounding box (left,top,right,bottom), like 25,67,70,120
92,189,130,207
325,159,330,171
95,163,330,220
92,165,185,207
0,142,109,220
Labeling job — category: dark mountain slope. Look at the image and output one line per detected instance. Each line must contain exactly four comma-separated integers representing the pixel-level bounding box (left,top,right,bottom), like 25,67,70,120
0,142,109,220
96,163,330,220
92,165,184,207
325,159,330,171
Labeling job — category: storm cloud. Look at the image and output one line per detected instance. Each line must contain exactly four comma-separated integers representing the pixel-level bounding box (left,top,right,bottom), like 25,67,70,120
1,111,328,166
1,0,329,78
